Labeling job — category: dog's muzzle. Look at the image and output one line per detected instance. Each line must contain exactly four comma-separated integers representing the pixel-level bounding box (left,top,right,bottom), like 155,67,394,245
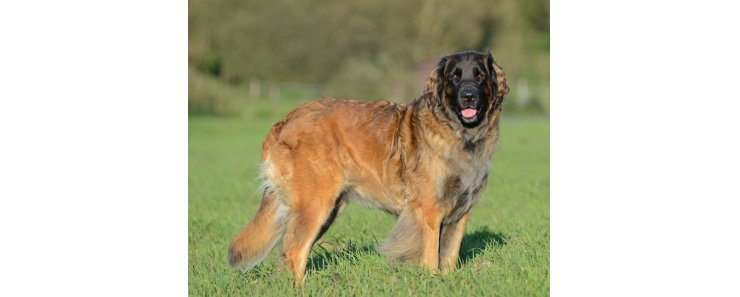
458,87,480,119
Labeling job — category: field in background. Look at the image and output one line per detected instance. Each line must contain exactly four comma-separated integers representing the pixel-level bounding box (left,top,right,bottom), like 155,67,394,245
188,99,550,296
189,0,549,117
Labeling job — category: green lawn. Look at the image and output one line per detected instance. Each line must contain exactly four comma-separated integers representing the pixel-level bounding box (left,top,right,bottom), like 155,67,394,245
189,107,550,296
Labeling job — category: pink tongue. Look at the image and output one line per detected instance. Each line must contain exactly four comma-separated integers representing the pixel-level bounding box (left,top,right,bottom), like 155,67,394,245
461,108,477,118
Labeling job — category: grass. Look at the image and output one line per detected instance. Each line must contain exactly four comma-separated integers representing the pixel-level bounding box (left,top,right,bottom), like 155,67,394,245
188,100,550,296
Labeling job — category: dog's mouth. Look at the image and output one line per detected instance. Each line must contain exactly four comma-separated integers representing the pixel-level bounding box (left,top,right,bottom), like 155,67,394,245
457,107,479,123
460,108,477,120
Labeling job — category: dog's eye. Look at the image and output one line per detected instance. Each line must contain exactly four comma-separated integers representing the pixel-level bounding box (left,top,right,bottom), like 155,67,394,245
476,74,485,81
451,74,460,82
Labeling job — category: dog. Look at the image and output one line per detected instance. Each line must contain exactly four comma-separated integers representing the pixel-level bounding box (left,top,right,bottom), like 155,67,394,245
229,50,509,287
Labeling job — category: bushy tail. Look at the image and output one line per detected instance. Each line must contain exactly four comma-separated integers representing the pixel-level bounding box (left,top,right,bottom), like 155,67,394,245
228,188,287,271
378,208,423,263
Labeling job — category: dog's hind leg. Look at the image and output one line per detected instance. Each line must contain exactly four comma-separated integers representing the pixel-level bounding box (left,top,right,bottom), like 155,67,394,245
280,171,343,287
312,194,347,245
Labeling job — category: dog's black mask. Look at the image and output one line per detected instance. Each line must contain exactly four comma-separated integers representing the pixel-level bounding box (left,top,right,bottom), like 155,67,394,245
436,51,499,128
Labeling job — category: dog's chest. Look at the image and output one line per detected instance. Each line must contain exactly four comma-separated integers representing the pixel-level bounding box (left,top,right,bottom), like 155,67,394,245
439,151,491,224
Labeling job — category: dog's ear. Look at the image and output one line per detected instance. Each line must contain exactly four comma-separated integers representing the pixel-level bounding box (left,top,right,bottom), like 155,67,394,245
493,62,510,102
423,56,448,105
435,57,448,103
423,68,438,98
487,52,509,102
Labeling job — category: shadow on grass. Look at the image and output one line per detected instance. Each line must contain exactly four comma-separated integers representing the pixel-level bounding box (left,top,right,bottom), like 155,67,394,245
307,240,378,272
306,226,506,272
458,225,507,265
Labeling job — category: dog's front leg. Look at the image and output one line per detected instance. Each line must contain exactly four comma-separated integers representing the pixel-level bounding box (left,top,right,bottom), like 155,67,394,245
408,198,444,271
439,211,471,272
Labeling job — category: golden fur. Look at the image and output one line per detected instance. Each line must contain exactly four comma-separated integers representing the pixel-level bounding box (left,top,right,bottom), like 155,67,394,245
229,51,509,287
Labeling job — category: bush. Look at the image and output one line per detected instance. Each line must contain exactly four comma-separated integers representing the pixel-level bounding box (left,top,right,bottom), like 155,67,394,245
324,57,418,102
188,67,243,116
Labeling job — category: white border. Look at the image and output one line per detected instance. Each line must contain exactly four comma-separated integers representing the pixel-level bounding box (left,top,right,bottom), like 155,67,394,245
0,1,187,296
552,0,740,296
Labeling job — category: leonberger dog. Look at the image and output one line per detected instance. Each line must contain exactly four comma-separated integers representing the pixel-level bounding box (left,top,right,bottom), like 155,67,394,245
229,50,509,287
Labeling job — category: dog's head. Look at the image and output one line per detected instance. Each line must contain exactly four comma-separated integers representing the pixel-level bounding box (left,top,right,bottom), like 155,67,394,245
430,51,509,128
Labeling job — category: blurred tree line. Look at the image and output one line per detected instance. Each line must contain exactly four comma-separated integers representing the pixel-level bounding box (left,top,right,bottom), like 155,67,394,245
189,0,549,116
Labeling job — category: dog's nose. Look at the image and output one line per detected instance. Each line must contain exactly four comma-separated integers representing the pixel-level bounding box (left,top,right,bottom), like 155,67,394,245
462,91,478,103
